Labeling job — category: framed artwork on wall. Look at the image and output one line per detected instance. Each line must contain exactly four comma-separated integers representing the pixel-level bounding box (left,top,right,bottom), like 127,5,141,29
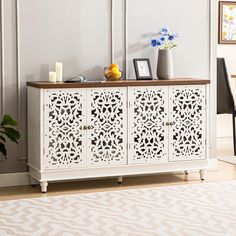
219,1,236,44
133,58,153,80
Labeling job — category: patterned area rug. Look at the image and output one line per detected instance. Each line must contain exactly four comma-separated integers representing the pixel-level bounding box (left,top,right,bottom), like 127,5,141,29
1,182,236,236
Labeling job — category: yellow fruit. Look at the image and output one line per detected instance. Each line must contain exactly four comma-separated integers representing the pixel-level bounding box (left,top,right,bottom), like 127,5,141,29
111,67,119,72
113,72,122,79
110,63,119,70
111,68,122,79
110,68,119,75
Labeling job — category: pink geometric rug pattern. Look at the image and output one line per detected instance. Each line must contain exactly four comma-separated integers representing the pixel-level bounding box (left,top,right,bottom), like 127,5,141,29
1,181,236,236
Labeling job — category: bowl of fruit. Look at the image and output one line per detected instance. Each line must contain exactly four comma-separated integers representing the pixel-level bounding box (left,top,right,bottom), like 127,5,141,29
104,64,122,81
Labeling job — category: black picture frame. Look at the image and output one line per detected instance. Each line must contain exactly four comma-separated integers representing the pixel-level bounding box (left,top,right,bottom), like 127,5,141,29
133,58,153,80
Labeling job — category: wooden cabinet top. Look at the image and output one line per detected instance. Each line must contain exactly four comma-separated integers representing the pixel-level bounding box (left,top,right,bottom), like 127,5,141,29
27,78,210,89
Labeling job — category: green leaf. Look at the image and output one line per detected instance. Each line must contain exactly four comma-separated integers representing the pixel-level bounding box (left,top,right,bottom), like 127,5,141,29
1,114,17,127
0,135,6,142
1,127,20,143
0,142,7,158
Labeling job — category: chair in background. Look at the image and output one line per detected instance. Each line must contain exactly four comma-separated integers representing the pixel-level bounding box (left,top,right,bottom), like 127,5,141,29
217,58,236,155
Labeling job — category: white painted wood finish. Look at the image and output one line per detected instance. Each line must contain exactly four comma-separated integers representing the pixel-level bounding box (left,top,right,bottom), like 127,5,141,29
87,88,127,167
43,89,87,170
27,87,43,171
128,87,169,164
169,86,206,162
27,85,209,193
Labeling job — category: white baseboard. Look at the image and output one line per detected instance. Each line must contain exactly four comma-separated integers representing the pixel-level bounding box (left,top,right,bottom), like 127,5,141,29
0,159,219,188
0,172,30,187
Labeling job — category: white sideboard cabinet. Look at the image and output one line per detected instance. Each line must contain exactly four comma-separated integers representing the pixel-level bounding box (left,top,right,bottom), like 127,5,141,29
27,79,210,192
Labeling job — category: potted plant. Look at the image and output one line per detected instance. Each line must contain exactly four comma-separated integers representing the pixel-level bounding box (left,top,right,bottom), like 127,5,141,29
151,27,178,79
0,114,20,158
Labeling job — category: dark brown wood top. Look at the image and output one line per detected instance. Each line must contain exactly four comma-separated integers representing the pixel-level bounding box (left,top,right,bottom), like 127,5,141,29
27,78,210,89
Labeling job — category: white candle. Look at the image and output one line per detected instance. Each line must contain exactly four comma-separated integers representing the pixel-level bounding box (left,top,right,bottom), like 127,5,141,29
49,71,56,83
55,62,63,82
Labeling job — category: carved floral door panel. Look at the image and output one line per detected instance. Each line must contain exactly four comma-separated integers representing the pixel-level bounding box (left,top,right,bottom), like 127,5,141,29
128,87,169,164
87,88,127,167
43,89,87,170
42,85,206,171
168,85,206,162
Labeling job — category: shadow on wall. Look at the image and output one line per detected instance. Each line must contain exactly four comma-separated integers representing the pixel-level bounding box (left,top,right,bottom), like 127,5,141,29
82,66,104,81
39,64,104,81
40,64,50,81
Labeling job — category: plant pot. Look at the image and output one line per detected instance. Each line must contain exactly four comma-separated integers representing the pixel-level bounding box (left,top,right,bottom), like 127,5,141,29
157,49,174,79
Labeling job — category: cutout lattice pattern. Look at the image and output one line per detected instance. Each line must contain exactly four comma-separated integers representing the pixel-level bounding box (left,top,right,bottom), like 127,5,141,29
169,86,206,161
129,87,168,164
44,89,86,169
87,88,127,167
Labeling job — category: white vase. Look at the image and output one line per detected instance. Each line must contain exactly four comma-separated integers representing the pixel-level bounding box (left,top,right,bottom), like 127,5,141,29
157,49,174,79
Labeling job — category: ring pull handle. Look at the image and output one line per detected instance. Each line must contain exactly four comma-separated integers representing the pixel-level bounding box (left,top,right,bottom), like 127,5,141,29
79,126,83,131
83,125,88,130
166,122,170,126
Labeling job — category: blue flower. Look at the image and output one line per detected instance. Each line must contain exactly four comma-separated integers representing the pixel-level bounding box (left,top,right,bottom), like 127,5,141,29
161,27,169,35
156,40,162,46
151,39,157,47
160,37,165,42
150,27,178,49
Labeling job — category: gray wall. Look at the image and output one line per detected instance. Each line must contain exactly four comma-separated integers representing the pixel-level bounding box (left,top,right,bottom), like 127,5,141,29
0,0,214,174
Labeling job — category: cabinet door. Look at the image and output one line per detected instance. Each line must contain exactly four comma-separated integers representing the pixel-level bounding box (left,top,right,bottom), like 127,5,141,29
169,85,206,162
43,89,86,170
87,88,127,167
128,87,169,164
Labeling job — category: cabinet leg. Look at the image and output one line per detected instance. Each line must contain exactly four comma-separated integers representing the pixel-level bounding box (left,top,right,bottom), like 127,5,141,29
199,169,206,181
117,176,123,184
40,181,48,193
184,170,189,181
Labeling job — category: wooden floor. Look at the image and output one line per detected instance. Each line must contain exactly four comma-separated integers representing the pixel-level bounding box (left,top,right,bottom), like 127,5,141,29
0,137,236,201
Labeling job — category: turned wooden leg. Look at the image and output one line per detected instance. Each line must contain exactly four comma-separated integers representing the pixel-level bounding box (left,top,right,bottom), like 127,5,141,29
184,170,189,181
199,169,206,181
117,176,123,184
40,181,48,193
